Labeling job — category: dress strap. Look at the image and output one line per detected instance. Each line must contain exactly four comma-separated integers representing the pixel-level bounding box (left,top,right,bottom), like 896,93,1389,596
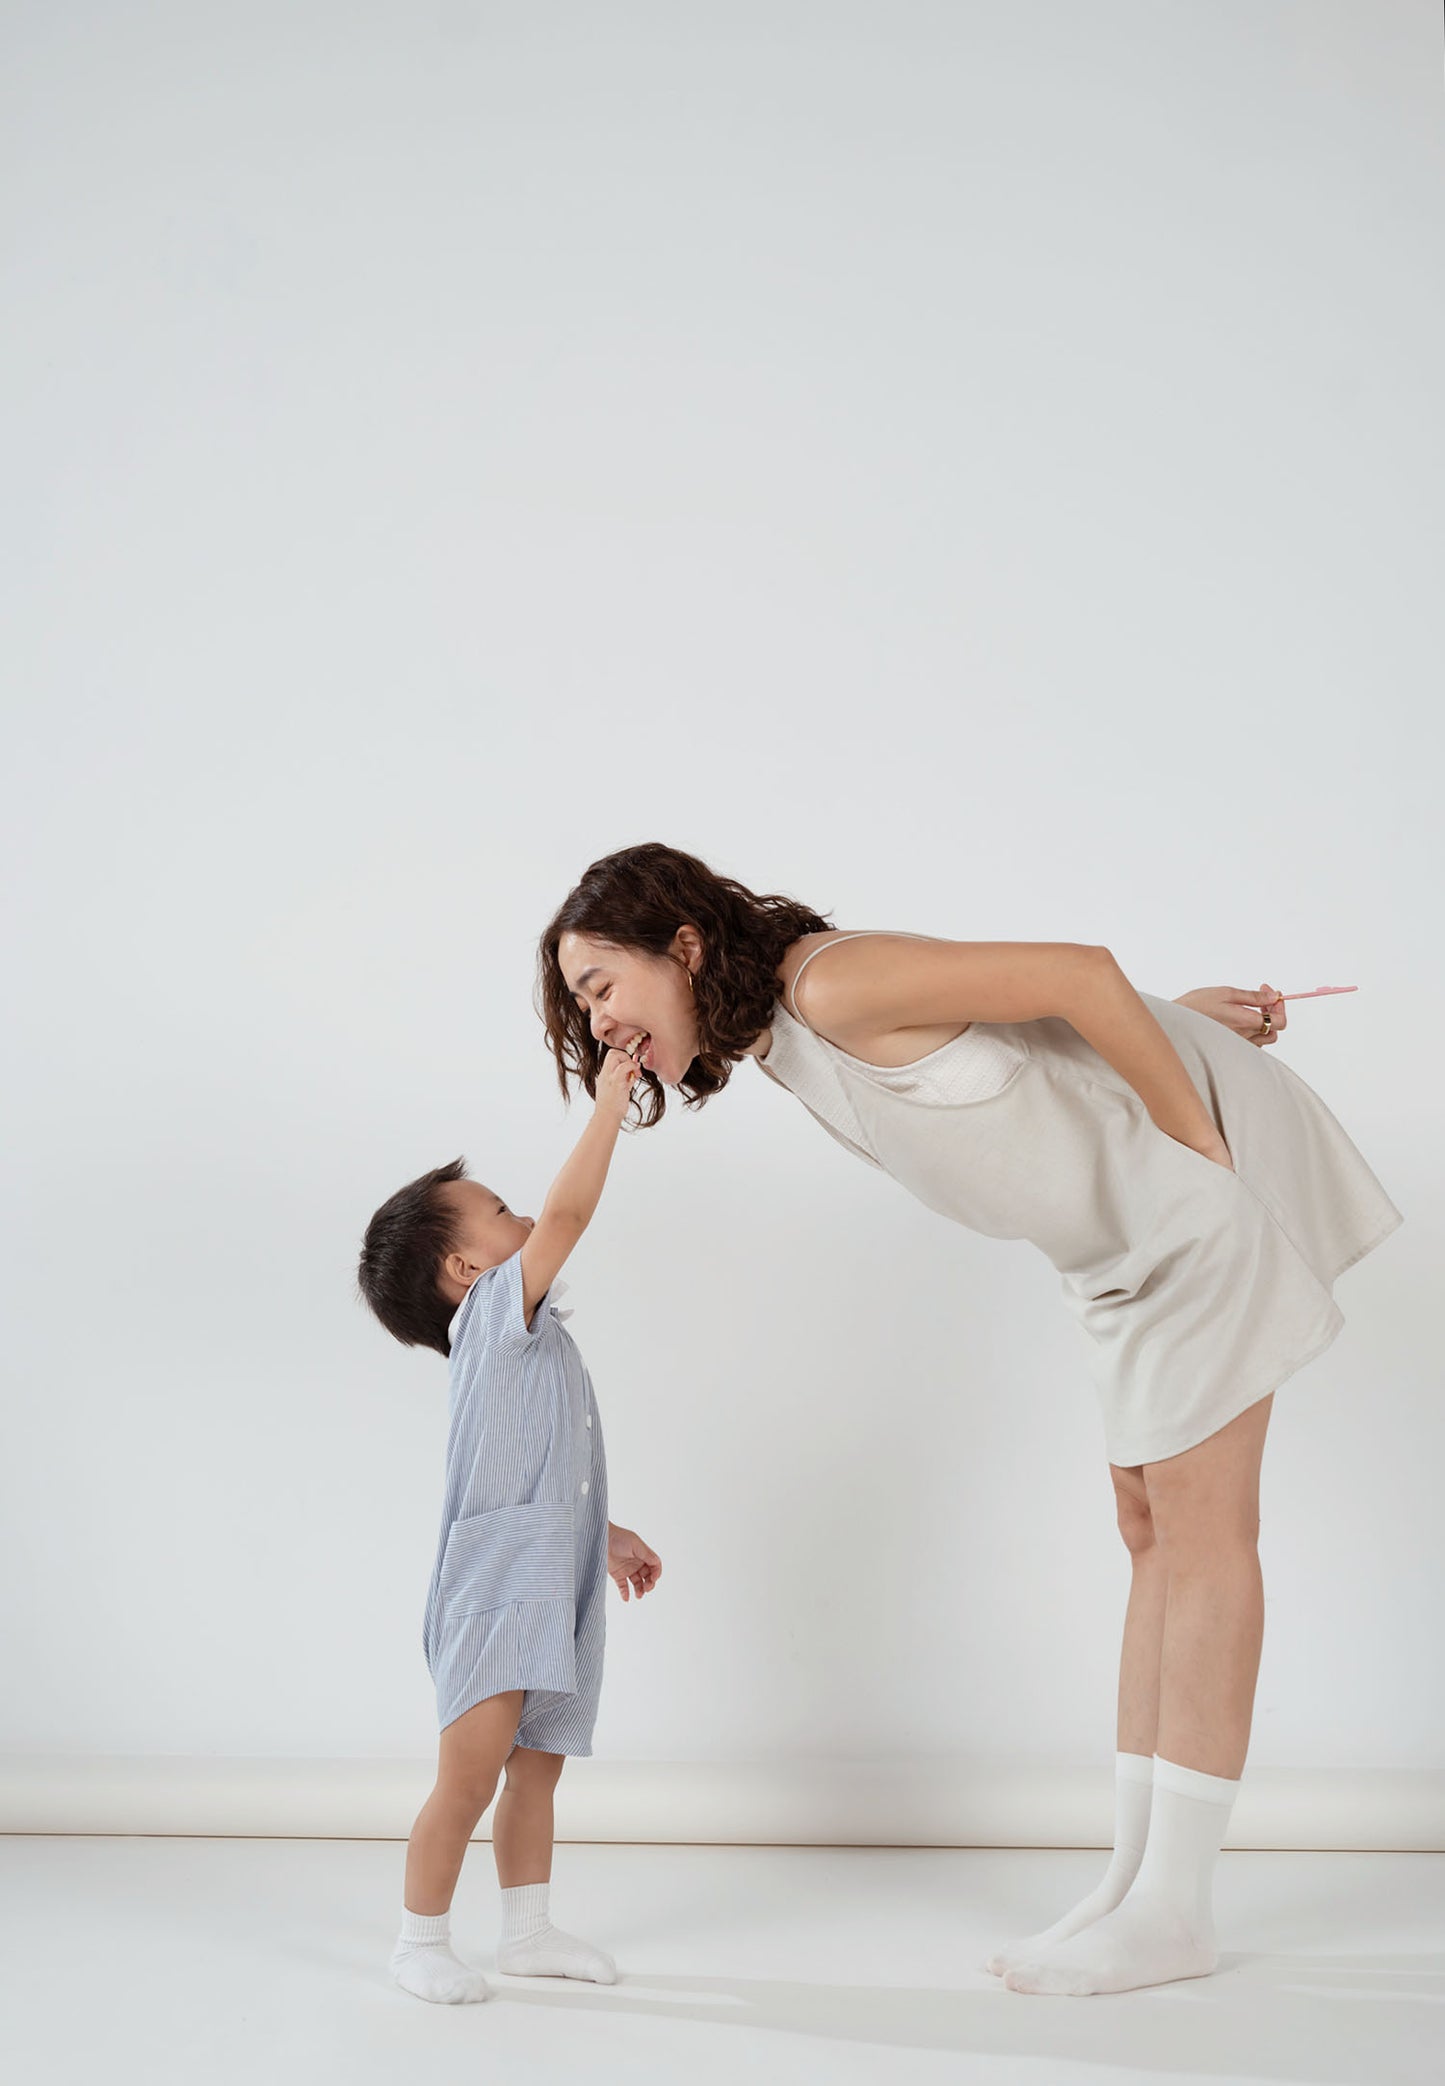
786,930,935,1027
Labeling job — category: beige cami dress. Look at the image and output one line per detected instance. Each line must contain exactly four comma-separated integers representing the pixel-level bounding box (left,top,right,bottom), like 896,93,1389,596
753,932,1402,1466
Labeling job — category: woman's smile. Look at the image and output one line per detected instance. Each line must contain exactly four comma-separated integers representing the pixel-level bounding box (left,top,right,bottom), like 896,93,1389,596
622,1030,656,1072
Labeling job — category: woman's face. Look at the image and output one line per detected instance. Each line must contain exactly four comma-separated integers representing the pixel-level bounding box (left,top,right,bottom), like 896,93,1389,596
557,929,702,1086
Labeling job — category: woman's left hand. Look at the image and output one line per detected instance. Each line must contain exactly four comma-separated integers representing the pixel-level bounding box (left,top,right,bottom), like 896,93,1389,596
1188,1129,1236,1171
1175,983,1287,1048
607,1522,662,1601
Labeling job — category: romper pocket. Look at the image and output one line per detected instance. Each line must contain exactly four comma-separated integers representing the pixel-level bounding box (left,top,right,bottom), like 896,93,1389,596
437,1501,576,1619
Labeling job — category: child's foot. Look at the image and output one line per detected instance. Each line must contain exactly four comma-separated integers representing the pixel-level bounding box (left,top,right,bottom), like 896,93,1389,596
496,1924,617,1983
1001,1888,1217,1997
391,1911,490,2003
497,1881,617,1983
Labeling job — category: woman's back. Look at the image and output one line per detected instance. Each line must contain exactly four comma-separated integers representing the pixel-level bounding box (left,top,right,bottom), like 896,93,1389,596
753,929,1401,1467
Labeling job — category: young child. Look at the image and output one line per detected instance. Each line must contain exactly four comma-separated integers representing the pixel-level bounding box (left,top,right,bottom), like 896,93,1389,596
356,1041,662,2004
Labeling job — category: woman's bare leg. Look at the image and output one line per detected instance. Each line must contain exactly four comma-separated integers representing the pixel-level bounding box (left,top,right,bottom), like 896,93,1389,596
1002,1397,1274,1996
1147,1395,1272,1777
983,1464,1165,1974
1112,1463,1169,1755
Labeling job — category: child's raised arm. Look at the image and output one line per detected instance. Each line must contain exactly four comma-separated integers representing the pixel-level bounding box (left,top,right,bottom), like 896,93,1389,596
519,1045,640,1324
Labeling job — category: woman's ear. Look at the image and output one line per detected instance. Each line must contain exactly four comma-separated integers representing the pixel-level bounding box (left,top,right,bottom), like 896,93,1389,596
672,922,705,973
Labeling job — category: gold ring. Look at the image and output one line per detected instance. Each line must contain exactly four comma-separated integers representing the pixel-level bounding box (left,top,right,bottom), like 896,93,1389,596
1255,1010,1272,1038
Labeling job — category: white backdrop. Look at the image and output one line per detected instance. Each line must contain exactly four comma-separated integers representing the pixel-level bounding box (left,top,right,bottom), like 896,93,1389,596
4,2,1441,1819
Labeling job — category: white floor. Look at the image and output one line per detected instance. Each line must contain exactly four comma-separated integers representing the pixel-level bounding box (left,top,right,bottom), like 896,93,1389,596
2,1839,1441,2086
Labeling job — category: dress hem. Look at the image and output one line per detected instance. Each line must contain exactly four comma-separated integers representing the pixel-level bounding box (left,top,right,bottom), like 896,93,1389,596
1319,1203,1404,1284
1105,1309,1343,1468
1104,1177,1403,1467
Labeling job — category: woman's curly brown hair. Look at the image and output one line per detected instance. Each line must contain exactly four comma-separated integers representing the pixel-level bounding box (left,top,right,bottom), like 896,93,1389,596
537,842,832,1127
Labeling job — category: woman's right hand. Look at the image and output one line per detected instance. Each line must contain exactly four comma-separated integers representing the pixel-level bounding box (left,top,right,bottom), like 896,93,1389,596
1174,983,1287,1047
596,1043,643,1122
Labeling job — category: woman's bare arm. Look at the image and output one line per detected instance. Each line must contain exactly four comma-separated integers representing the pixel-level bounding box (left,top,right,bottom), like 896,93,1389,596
792,936,1104,1035
794,937,1223,1157
1063,957,1226,1154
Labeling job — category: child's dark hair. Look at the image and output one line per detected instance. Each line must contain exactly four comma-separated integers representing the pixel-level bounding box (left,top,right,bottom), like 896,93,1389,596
538,841,831,1128
357,1155,469,1359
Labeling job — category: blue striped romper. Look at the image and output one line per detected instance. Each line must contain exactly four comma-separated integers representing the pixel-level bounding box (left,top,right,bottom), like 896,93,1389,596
421,1247,608,1753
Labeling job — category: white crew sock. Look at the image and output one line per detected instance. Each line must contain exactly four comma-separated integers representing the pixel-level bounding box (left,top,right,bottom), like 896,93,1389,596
495,1881,618,1984
390,1907,491,2004
1003,1753,1240,1997
983,1751,1154,1977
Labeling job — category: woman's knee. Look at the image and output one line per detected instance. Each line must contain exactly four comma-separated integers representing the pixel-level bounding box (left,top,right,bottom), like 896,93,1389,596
1144,1469,1261,1564
1151,1505,1261,1568
1116,1500,1160,1559
1110,1465,1159,1558
1142,1396,1271,1564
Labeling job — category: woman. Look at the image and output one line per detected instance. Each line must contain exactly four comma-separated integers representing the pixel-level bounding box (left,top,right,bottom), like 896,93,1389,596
535,842,1401,1999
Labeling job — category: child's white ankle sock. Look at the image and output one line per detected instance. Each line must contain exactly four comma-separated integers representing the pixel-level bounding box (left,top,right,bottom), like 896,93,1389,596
1003,1754,1240,1997
390,1907,491,2004
495,1881,617,1984
983,1750,1154,1976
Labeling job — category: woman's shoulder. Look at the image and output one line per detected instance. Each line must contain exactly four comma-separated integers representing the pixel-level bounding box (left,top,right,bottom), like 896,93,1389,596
775,928,947,1014
775,929,864,1012
773,928,982,1069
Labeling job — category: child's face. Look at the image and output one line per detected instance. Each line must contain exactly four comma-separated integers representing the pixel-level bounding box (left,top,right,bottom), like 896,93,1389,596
557,929,700,1086
436,1178,535,1308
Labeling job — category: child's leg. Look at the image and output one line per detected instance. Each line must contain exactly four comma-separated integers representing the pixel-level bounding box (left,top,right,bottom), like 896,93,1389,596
491,1741,563,1886
391,1690,523,2005
491,1746,617,1984
405,1690,524,1912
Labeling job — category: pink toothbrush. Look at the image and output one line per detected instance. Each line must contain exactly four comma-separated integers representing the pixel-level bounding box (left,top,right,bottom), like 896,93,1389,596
1277,986,1357,1000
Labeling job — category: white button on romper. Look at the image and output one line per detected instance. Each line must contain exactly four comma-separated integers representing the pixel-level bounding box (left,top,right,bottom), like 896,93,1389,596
755,932,1403,1467
422,1247,608,1750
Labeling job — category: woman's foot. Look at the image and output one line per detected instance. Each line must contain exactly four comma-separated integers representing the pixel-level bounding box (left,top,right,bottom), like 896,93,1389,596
983,1751,1153,1978
982,1870,1135,1978
1001,1886,1217,1996
1001,1755,1239,1995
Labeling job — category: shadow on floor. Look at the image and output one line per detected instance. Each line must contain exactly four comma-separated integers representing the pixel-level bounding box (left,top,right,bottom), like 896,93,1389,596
465,1952,1445,2080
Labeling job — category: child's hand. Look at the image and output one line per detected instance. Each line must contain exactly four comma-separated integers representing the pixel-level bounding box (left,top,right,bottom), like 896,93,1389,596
596,1044,643,1123
607,1522,662,1602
